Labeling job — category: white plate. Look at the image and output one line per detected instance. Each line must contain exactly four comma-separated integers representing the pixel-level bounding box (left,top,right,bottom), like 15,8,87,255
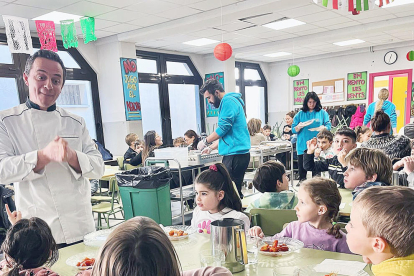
294,265,370,276
66,251,97,270
83,229,113,247
301,119,315,127
258,237,304,257
161,225,197,241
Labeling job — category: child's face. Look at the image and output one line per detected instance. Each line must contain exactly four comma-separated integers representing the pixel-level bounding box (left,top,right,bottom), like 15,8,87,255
195,183,223,213
263,129,271,136
343,163,369,190
294,187,321,223
334,134,356,154
285,115,293,125
317,138,332,151
184,135,194,146
359,130,372,143
155,133,163,146
345,204,375,258
277,173,289,192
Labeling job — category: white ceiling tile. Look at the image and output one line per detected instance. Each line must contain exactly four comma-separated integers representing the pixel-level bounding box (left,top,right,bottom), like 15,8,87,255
162,34,200,43
164,0,204,4
129,0,180,14
137,39,174,48
312,16,355,27
102,23,141,33
191,28,224,38
128,15,170,27
394,10,414,17
355,13,397,24
256,31,298,40
189,0,239,11
279,4,328,18
239,12,285,26
324,21,360,30
283,24,326,34
157,7,201,20
94,29,117,38
14,0,79,10
96,9,146,23
234,26,272,36
0,3,51,19
212,21,255,32
58,1,117,17
94,19,120,30
88,0,139,8
296,11,343,23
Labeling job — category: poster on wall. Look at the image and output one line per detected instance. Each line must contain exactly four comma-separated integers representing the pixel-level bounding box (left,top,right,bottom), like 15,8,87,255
204,72,224,117
293,79,309,105
120,58,141,120
347,71,367,101
312,78,345,103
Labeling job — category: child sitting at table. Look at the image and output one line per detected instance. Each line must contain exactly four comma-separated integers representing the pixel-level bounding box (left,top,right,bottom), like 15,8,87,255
245,161,297,212
343,148,392,200
191,163,250,233
173,137,186,147
304,127,357,188
346,186,414,275
0,205,59,276
354,125,372,148
249,178,351,254
123,133,143,166
313,129,335,177
77,216,232,276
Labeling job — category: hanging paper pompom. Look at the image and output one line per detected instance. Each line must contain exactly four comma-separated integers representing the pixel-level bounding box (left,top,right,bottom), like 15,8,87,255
406,51,414,61
214,43,232,61
288,65,300,77
80,17,97,44
60,19,78,49
35,20,57,52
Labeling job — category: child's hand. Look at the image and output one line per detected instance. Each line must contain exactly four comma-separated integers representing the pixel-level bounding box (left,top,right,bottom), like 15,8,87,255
337,149,348,167
5,204,21,226
306,138,317,154
403,156,414,175
393,159,404,171
248,226,264,238
314,147,321,157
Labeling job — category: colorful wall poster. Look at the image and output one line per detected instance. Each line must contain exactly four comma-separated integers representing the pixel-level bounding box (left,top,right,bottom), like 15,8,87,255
347,71,367,101
120,58,141,120
293,79,309,105
204,72,224,117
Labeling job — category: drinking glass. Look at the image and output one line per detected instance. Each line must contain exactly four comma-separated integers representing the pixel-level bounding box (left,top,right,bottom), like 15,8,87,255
199,249,224,267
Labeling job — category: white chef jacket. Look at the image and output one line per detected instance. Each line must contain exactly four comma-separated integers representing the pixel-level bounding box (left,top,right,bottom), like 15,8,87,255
0,101,104,244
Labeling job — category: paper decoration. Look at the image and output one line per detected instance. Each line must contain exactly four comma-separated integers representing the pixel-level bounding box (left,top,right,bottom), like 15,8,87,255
347,71,367,100
293,79,309,105
80,17,97,44
60,19,78,49
35,20,57,52
120,58,141,120
2,15,33,54
313,0,393,13
288,65,300,77
214,43,232,61
205,72,224,117
406,51,414,61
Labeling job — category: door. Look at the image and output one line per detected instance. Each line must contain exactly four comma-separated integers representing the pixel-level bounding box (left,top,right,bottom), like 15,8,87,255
390,75,408,132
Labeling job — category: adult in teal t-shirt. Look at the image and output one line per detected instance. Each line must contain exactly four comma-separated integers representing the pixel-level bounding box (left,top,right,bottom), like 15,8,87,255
292,92,331,183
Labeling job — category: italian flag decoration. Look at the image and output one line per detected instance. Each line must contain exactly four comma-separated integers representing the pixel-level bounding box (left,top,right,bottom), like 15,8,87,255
407,51,414,61
316,0,394,12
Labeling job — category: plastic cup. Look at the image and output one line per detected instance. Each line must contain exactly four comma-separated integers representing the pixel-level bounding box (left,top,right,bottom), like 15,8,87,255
246,236,259,264
199,249,224,267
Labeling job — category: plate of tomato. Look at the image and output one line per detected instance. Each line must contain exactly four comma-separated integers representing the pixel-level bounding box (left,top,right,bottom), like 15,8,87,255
259,237,304,257
66,251,97,270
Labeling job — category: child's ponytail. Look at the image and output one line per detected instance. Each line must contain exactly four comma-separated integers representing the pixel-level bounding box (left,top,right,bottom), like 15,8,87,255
326,221,343,239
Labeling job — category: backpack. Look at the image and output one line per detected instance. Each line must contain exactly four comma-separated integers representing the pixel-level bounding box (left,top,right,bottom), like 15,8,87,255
93,139,113,161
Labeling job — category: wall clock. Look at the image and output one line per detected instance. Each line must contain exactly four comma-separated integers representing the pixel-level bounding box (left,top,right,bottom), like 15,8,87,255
384,51,398,65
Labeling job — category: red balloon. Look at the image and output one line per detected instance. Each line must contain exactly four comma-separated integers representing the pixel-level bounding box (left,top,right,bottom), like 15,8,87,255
214,43,233,61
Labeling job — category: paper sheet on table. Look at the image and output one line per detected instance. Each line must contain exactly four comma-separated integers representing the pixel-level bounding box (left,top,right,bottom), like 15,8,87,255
314,259,367,275
335,80,344,92
314,86,323,94
339,202,345,209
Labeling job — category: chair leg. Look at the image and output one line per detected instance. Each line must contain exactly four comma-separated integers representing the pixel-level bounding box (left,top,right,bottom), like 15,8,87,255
97,213,102,230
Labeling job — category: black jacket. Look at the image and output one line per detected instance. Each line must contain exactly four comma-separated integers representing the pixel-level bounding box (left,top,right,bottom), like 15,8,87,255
124,148,143,166
303,152,346,188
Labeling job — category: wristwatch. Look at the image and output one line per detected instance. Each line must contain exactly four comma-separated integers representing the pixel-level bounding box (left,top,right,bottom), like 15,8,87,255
202,137,212,147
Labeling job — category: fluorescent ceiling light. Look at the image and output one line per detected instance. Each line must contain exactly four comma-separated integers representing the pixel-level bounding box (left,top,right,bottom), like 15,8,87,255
263,19,306,30
333,39,365,46
375,0,414,8
33,11,83,24
264,52,292,57
183,38,220,46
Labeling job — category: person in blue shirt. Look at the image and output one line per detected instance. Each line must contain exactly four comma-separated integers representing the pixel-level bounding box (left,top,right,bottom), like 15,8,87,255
292,92,331,184
198,79,250,198
363,88,397,134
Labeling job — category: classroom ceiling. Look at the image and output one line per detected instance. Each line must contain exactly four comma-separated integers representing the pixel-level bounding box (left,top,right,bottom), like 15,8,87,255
1,0,414,62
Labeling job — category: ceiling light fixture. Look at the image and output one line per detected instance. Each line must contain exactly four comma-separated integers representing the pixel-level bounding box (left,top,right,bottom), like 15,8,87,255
264,52,292,57
183,38,220,46
33,11,83,24
263,18,305,30
333,39,365,46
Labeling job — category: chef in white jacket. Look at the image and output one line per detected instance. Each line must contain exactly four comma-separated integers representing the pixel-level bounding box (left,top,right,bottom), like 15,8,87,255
0,50,104,246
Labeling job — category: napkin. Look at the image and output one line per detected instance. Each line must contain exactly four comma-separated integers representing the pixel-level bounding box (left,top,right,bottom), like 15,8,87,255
339,203,346,209
314,259,367,275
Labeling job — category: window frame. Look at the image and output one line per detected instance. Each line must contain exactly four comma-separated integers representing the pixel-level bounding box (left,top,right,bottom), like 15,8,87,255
136,50,204,145
236,61,268,123
0,33,104,145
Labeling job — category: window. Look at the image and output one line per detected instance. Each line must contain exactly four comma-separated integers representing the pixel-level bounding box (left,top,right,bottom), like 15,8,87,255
0,33,104,145
236,62,268,124
136,51,203,145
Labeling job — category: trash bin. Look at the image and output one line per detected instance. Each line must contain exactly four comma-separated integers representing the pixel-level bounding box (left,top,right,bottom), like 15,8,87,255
116,166,172,225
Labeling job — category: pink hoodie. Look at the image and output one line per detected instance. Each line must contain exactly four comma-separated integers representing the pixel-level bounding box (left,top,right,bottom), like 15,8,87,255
350,105,366,129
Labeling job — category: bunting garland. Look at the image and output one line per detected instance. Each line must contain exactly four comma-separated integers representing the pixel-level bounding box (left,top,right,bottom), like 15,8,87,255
80,17,97,44
314,0,394,13
35,20,58,52
2,15,33,54
60,19,78,49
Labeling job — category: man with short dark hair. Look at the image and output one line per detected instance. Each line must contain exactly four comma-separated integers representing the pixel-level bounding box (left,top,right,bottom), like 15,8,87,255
0,50,104,246
199,79,250,197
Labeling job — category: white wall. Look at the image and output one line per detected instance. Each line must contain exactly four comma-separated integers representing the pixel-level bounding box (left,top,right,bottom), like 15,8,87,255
267,44,414,126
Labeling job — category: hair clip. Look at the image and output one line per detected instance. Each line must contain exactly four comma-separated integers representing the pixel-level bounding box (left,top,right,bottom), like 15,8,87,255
332,222,337,225
209,165,218,172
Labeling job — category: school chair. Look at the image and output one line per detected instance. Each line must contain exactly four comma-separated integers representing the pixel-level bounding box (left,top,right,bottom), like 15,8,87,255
250,209,297,236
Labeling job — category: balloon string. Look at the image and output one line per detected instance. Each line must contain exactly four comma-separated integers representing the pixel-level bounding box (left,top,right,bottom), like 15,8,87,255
220,0,223,43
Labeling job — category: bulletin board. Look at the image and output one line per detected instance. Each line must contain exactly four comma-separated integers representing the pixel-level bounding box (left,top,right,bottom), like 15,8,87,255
312,78,345,103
